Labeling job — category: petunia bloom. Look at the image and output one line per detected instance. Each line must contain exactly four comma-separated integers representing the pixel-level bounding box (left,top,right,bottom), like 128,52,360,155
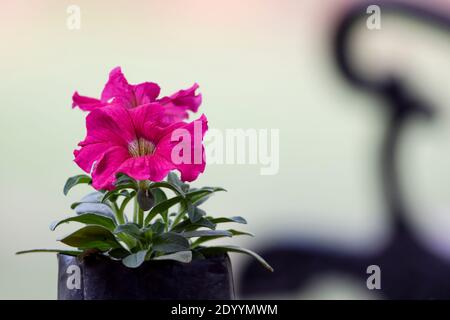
74,103,208,190
72,67,202,125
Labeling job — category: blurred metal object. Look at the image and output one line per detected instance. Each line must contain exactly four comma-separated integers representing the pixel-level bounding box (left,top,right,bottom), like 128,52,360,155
239,1,450,299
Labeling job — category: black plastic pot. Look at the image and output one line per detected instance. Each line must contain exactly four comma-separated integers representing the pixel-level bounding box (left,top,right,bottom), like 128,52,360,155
57,253,235,300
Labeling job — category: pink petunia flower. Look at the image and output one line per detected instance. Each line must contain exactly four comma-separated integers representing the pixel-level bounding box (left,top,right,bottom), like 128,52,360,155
72,67,202,125
74,103,208,190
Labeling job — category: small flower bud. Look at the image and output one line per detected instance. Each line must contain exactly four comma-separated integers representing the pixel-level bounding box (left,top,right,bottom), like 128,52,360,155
137,188,154,211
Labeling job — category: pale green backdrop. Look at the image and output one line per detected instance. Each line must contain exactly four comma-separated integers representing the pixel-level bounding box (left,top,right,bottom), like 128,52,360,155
1,0,450,299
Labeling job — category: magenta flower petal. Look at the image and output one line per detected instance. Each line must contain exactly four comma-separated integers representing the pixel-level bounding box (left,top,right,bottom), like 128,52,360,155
91,146,131,190
98,67,162,109
72,91,108,111
83,106,137,146
118,154,175,183
100,67,133,105
74,141,112,173
154,83,202,125
127,103,168,138
156,114,208,182
73,105,145,175
150,106,189,127
133,82,161,105
71,67,130,111
74,103,207,189
159,83,202,113
72,68,202,127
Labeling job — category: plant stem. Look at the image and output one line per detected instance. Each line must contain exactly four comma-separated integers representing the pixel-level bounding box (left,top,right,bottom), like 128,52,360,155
138,207,144,227
133,195,145,227
119,192,135,215
170,204,187,230
108,200,125,225
133,196,139,224
164,217,169,232
135,180,151,227
170,214,182,230
108,200,135,249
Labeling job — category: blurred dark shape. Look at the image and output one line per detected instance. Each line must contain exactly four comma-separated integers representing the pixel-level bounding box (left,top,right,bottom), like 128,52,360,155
240,1,450,299
58,253,235,300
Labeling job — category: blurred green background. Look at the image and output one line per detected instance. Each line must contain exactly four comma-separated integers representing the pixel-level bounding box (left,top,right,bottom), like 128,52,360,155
1,0,450,299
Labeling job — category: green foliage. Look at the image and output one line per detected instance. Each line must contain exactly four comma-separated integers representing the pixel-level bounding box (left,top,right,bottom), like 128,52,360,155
154,251,192,263
122,250,147,268
198,245,274,272
17,172,273,272
63,174,92,195
16,249,82,256
50,213,116,231
58,225,122,251
153,232,190,254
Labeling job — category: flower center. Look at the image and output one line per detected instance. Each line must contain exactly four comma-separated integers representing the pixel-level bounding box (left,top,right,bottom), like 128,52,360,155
128,138,155,157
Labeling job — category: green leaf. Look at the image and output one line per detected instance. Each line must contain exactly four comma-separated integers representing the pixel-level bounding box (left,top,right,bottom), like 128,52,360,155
153,250,192,263
186,187,226,205
119,190,137,213
192,194,212,206
16,249,81,256
147,188,169,223
153,232,190,254
209,216,247,224
228,229,255,237
199,245,273,272
71,192,116,220
151,188,168,204
142,227,153,241
71,192,126,228
188,204,205,223
150,220,165,235
50,213,116,231
58,225,122,251
102,184,136,203
144,196,185,226
167,172,181,184
70,202,82,209
168,172,190,192
181,230,232,238
63,174,92,195
114,223,142,239
108,248,130,259
122,250,147,268
171,217,216,232
191,230,253,248
114,173,136,187
70,192,107,210
149,181,185,198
